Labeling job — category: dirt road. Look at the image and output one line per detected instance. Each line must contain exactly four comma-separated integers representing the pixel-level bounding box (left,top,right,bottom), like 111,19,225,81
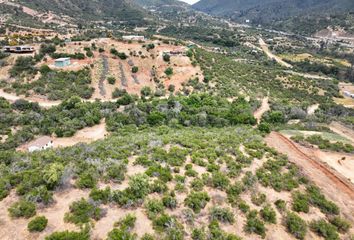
285,70,331,80
0,89,61,108
259,38,293,68
265,132,354,223
254,97,270,123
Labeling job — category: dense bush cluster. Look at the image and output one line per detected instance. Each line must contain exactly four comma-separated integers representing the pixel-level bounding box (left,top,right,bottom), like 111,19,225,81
106,94,257,131
11,67,94,100
291,134,354,153
64,198,103,225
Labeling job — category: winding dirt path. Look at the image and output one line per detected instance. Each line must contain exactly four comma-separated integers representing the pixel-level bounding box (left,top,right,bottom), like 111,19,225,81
265,132,354,223
254,97,270,123
0,89,61,108
259,38,293,68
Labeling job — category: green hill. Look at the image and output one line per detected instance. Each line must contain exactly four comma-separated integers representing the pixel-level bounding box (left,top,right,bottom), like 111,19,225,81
15,0,150,24
193,0,354,34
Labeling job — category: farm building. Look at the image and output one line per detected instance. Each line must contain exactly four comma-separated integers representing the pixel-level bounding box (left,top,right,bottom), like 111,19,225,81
122,35,145,41
54,58,71,67
28,136,53,152
3,45,35,53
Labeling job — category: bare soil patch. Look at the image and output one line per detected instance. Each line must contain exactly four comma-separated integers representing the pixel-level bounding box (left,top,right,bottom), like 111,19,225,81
53,120,108,148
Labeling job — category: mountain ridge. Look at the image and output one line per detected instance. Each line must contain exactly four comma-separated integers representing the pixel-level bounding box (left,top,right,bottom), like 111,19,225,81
193,0,354,33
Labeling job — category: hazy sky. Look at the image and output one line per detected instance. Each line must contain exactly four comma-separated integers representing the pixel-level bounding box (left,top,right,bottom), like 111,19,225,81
180,0,199,4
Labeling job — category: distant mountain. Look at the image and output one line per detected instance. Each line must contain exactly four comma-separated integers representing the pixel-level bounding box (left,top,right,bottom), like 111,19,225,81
193,0,354,33
133,0,188,7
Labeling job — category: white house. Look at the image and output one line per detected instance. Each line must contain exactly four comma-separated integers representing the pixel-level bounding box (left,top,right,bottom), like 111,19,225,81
28,136,53,152
122,35,145,41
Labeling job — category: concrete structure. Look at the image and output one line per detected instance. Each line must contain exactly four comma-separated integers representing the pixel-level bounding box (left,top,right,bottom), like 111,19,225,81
28,136,53,152
3,45,35,53
122,35,145,41
54,58,71,68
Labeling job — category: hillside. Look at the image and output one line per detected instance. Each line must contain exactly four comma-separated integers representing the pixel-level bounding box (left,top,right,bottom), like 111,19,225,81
134,0,188,7
193,0,354,34
6,0,150,25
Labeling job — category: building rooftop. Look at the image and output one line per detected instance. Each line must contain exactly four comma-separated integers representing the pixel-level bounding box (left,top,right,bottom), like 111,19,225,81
55,57,71,62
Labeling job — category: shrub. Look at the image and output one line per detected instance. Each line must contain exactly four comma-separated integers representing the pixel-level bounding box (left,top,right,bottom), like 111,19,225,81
310,219,339,240
45,230,89,240
260,205,277,224
251,193,266,206
107,228,137,240
211,171,230,190
285,212,307,240
258,122,271,133
64,198,102,225
184,191,210,213
209,207,234,224
150,179,168,193
168,84,175,93
8,200,36,219
112,88,127,98
145,199,164,219
275,199,286,211
89,187,111,204
165,67,173,76
141,234,155,240
238,200,250,213
141,86,152,97
114,214,136,231
192,227,207,240
329,216,351,233
28,216,48,232
146,44,155,51
112,174,150,206
292,191,309,213
162,193,177,209
306,186,339,215
132,66,139,73
107,76,116,85
190,178,205,191
244,210,266,238
163,54,171,62
76,172,97,189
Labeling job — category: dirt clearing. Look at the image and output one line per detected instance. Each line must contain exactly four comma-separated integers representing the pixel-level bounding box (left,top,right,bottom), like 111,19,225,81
53,120,108,148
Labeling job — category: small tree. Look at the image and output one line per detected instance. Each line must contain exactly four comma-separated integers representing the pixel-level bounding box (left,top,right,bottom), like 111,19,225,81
163,54,171,62
141,86,152,97
107,76,116,85
168,84,175,93
165,67,173,76
132,66,139,73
